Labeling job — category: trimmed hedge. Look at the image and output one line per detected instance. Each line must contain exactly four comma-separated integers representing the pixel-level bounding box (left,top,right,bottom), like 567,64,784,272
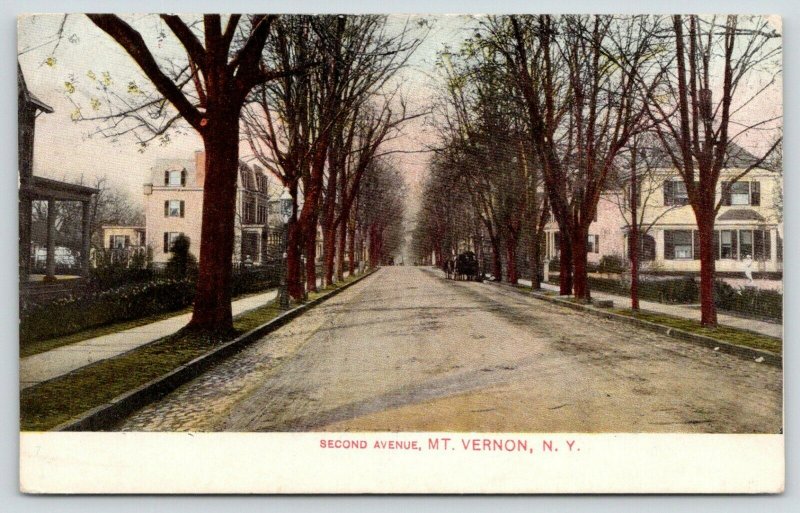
564,276,782,322
21,279,195,343
713,280,783,322
586,276,699,304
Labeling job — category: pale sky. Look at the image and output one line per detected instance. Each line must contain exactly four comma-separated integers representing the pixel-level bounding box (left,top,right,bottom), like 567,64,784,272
18,14,782,221
17,14,470,216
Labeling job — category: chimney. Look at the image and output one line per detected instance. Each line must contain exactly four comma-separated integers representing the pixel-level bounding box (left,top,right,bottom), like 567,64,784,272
195,150,206,187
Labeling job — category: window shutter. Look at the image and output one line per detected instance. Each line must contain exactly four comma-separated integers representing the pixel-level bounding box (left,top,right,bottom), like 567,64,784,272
664,230,674,260
663,180,673,206
180,201,185,218
163,232,169,253
754,230,764,261
693,230,700,260
164,170,169,185
731,230,739,260
721,181,731,206
764,230,771,260
594,235,599,254
181,169,187,186
109,236,113,248
751,181,760,206
124,236,130,247
164,200,169,217
713,230,720,260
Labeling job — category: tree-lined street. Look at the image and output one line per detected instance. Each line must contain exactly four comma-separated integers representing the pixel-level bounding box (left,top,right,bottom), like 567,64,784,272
121,266,781,433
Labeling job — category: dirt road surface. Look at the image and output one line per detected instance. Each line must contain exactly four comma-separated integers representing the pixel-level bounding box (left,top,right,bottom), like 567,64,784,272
121,266,782,433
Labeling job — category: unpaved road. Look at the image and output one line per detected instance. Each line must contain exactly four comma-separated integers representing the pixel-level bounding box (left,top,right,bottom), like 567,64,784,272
121,266,782,433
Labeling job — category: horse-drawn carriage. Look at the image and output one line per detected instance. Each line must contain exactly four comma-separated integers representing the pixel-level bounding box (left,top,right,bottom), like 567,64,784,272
445,251,482,281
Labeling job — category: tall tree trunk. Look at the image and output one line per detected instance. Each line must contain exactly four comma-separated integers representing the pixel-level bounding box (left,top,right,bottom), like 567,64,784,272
698,214,718,326
347,221,356,274
630,173,640,311
530,229,543,290
286,219,303,300
322,221,336,286
490,235,502,282
572,227,590,301
336,217,347,280
505,233,518,284
558,228,573,295
188,111,240,333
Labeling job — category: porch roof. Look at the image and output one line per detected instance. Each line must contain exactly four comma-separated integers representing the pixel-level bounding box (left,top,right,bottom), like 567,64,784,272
21,176,98,202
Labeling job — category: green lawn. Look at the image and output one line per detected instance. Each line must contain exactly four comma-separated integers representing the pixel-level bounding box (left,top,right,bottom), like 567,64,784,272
20,272,366,431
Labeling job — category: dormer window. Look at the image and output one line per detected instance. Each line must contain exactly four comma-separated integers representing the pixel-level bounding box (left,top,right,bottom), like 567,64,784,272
165,169,187,187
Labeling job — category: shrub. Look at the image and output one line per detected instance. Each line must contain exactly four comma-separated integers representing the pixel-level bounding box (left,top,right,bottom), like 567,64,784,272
714,281,783,321
166,234,198,280
598,254,626,274
587,276,698,304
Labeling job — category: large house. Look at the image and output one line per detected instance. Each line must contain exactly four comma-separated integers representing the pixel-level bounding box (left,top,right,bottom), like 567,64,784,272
143,151,270,265
544,151,782,275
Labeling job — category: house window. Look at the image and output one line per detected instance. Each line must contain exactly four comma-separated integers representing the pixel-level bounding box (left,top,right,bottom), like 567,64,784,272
163,232,184,253
730,182,750,205
257,204,268,224
664,180,690,206
720,230,736,259
664,230,693,260
739,230,754,259
722,181,760,206
587,234,599,254
243,198,256,224
165,169,186,187
627,232,656,261
164,200,185,218
110,235,129,249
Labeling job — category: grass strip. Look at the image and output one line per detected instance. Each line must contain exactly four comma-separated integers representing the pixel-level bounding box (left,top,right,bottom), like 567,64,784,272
612,308,782,356
20,273,363,431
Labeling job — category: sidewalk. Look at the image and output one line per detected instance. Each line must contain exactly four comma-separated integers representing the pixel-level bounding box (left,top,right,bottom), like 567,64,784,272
20,289,277,390
517,279,781,339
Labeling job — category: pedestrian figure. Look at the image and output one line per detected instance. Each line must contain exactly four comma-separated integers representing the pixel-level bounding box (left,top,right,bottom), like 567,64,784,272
742,254,754,284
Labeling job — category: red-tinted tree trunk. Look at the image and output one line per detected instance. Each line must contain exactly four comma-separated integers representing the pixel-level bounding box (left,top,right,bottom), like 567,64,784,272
572,228,590,301
322,220,336,286
286,219,303,300
505,235,518,284
348,222,356,274
558,231,573,295
698,215,717,326
490,236,502,281
336,217,347,281
188,110,240,333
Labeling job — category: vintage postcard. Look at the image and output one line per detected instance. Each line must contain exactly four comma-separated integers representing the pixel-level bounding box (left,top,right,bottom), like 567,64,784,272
18,13,783,493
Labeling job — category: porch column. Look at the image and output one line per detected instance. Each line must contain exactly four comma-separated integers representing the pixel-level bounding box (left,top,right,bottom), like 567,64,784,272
45,198,56,280
82,200,92,276
19,194,31,280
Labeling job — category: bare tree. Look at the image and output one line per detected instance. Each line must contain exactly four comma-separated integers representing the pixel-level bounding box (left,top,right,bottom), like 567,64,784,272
82,14,296,333
647,15,781,326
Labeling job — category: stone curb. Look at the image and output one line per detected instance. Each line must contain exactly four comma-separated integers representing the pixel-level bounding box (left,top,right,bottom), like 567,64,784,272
54,269,378,432
485,280,782,368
